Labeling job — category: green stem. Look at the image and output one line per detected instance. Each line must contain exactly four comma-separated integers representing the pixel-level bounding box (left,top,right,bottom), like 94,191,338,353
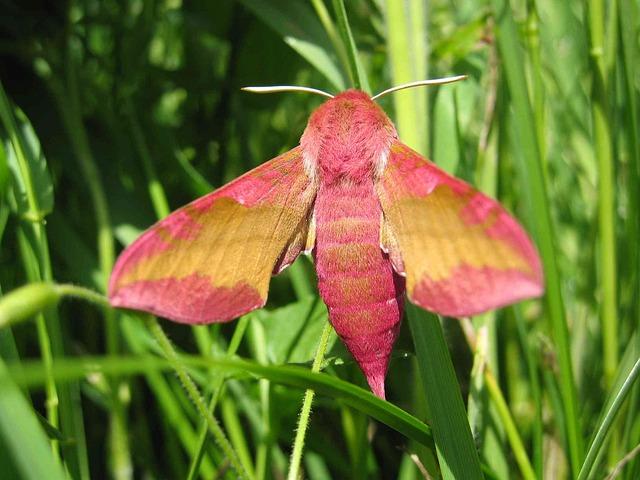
55,284,111,309
145,315,249,480
578,356,640,480
483,369,536,480
524,0,546,179
331,0,370,92
588,0,618,392
515,307,543,478
287,321,333,480
186,315,250,480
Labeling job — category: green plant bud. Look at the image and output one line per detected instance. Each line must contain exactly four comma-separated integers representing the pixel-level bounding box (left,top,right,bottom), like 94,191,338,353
0,283,62,329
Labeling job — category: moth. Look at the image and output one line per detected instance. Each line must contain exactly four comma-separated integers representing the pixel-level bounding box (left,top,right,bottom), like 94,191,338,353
109,77,544,398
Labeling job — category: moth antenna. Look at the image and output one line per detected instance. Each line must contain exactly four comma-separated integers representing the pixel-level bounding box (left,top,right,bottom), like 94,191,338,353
242,85,334,99
371,75,468,101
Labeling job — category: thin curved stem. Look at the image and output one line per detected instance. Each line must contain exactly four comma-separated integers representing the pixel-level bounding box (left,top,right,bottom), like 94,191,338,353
287,321,333,480
186,316,250,480
484,369,536,480
55,284,111,309
144,315,250,480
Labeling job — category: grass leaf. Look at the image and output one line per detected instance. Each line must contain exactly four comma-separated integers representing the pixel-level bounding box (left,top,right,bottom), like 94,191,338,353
240,0,346,91
0,359,67,480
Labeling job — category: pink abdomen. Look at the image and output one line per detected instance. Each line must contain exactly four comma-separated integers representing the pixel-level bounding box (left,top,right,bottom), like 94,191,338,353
313,180,405,398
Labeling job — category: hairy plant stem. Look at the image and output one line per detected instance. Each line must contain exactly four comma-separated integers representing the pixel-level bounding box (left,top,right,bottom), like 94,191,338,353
145,315,250,480
185,316,250,480
287,321,334,480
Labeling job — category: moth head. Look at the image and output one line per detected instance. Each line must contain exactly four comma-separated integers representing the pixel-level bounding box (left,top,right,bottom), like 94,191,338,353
242,76,467,179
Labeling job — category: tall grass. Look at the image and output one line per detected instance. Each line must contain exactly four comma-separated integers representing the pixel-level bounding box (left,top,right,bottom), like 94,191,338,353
0,1,638,478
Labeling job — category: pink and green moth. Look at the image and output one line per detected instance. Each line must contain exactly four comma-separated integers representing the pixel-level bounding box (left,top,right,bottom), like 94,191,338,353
109,77,544,399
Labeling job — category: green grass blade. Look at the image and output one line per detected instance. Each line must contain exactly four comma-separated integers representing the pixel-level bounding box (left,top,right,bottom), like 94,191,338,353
0,133,8,197
483,369,536,480
432,85,461,174
9,353,433,447
618,1,640,308
587,0,618,392
382,5,481,475
240,0,346,91
407,305,483,479
0,82,53,220
49,41,131,478
578,348,640,480
331,0,370,92
124,98,170,220
489,0,583,474
618,2,640,471
0,359,67,480
0,82,92,479
310,0,350,79
383,0,428,154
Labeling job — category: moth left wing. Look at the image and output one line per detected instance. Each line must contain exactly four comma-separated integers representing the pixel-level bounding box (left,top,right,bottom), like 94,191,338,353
377,141,543,317
109,146,316,323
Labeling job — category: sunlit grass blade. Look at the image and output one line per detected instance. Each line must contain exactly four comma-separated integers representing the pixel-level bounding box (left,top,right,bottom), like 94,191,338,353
587,0,618,393
310,0,350,79
9,353,433,446
514,306,544,478
383,4,483,475
383,0,428,154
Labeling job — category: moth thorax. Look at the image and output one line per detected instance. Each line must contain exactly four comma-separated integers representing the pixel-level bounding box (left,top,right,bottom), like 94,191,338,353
301,95,396,182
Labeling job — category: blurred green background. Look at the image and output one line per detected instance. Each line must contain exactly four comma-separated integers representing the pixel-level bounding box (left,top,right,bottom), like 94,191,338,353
0,0,638,479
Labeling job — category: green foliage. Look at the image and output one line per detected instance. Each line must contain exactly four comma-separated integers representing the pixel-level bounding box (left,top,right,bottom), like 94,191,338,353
0,1,638,479
0,359,67,480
